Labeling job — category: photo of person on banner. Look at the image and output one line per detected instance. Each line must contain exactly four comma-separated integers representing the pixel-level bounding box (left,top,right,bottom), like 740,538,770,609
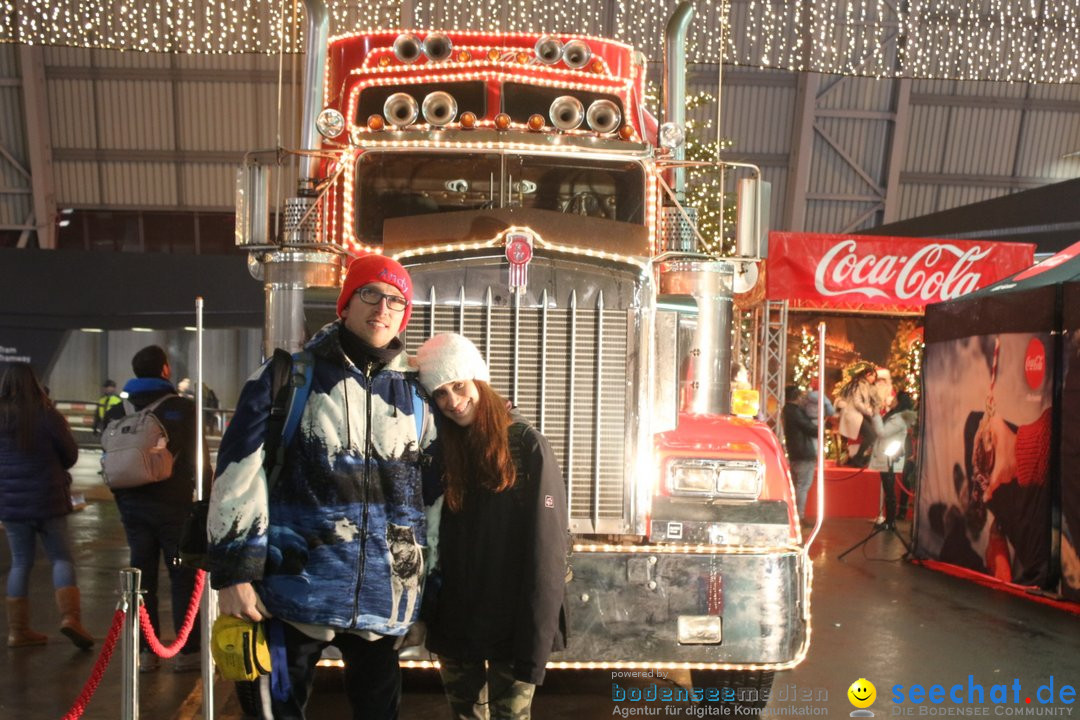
919,333,1053,587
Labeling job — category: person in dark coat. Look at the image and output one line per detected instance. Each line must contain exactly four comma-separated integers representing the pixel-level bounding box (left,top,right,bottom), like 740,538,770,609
104,345,208,672
414,333,568,720
781,385,818,518
0,362,94,649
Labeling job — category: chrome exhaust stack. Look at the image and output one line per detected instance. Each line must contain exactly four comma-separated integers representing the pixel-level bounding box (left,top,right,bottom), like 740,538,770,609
659,260,735,416
662,1,694,201
245,0,340,357
298,0,329,191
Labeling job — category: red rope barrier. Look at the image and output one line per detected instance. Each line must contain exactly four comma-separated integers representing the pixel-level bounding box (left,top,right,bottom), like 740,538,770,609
61,608,125,720
139,569,206,658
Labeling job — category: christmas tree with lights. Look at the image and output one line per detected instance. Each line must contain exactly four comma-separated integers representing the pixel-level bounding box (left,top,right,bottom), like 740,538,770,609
791,326,817,392
888,320,924,403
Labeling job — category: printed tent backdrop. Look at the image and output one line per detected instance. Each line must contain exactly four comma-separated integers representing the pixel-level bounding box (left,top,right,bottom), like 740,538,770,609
916,241,1080,599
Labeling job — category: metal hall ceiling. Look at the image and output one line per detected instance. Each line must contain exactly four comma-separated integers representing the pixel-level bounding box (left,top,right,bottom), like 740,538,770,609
2,0,1079,248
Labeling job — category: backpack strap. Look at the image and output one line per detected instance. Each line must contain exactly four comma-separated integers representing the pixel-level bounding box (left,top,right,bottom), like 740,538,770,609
264,350,314,490
412,385,426,444
145,394,174,414
262,350,293,474
282,350,314,449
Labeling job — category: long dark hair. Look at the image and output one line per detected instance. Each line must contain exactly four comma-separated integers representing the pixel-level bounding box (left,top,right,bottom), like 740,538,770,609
886,390,915,419
0,363,50,452
437,380,516,512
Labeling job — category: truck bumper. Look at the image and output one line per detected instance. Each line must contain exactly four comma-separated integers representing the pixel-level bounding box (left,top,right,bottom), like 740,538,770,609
551,546,810,669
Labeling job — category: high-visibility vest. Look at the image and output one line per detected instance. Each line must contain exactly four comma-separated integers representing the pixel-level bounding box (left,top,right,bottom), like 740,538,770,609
96,394,122,419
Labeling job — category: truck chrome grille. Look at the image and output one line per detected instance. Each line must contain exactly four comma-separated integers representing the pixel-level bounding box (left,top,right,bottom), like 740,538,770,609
404,291,629,528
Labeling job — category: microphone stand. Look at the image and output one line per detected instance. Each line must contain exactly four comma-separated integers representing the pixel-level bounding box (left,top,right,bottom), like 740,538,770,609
838,456,911,560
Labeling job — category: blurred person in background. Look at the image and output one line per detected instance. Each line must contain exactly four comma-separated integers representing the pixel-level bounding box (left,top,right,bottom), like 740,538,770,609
869,391,918,530
93,379,122,435
0,362,94,649
781,385,819,519
104,345,208,672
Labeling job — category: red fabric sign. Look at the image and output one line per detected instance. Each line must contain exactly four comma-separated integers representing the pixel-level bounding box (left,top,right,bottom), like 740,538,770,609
766,232,1035,310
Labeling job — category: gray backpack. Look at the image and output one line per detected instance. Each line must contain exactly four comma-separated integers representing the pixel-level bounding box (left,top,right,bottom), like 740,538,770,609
100,396,175,489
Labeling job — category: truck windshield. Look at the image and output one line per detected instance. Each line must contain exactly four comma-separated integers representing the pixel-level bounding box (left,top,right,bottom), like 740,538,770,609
353,152,645,246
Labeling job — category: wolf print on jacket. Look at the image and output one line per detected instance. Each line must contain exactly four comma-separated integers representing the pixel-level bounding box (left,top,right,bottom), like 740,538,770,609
387,523,423,625
206,322,435,635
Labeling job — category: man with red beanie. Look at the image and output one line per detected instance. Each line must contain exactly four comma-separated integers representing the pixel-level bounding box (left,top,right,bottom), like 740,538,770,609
208,253,435,719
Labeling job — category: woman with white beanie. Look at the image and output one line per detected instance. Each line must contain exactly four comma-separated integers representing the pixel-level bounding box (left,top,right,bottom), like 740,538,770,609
414,333,568,720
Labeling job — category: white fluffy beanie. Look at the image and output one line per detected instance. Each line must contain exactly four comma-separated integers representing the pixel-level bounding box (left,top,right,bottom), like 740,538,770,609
415,333,490,393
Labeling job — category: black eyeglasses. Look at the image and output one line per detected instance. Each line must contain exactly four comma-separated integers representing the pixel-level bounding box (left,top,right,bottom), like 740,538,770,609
356,286,409,312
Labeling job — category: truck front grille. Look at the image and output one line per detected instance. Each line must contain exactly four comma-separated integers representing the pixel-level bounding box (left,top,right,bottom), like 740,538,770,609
404,290,629,530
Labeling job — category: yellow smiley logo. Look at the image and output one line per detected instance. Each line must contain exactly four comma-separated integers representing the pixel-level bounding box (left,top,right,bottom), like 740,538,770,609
847,678,876,708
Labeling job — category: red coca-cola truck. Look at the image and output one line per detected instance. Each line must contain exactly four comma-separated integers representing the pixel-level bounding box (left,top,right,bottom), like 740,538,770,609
235,1,814,712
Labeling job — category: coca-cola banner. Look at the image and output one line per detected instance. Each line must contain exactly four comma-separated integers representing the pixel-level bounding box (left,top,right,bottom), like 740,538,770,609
766,232,1035,310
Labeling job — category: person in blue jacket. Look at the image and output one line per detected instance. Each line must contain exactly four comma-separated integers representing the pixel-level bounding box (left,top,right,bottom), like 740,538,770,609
105,344,208,672
207,254,435,720
0,362,94,649
414,333,568,720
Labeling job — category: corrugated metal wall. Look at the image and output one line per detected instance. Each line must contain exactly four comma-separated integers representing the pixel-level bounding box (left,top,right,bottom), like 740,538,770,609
46,328,263,407
9,39,1080,230
0,45,31,232
43,47,298,211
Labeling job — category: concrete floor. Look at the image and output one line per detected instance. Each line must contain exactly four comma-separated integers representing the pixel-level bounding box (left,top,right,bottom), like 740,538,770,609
2,452,1078,719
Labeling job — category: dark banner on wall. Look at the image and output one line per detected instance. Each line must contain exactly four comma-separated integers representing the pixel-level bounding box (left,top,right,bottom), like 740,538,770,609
0,327,69,378
917,330,1054,586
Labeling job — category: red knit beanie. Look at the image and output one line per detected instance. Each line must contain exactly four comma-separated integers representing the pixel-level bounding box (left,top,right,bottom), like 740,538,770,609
336,253,413,331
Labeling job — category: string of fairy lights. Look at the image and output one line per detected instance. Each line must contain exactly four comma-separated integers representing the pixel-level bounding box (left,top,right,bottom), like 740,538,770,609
2,1,1079,83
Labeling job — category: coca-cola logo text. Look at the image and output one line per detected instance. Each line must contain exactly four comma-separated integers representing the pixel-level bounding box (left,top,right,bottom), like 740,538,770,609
1024,337,1046,390
813,240,992,302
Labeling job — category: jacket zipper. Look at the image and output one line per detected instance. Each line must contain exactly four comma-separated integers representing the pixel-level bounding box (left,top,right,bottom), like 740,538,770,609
350,361,375,628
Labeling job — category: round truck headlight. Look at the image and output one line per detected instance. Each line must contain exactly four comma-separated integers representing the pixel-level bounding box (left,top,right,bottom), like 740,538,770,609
659,121,686,149
315,108,345,139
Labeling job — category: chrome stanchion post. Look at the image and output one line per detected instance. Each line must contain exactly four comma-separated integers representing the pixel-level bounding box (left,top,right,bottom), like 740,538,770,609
202,584,218,718
195,296,218,720
120,567,142,720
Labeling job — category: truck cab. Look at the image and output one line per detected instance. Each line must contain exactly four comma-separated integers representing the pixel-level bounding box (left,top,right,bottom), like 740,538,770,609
238,7,812,713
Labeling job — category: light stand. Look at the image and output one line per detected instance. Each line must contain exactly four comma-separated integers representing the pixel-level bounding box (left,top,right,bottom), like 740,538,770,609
838,441,911,560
